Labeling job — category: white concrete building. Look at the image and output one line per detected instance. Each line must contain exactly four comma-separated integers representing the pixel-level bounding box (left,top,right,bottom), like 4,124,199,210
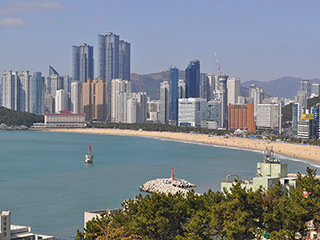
55,89,69,113
19,71,31,112
178,98,207,127
256,103,281,129
71,81,83,114
111,79,132,122
227,77,240,105
0,210,54,240
1,70,19,111
160,80,170,124
147,100,160,122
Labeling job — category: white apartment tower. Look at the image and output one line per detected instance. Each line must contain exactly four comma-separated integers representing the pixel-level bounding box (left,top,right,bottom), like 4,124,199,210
111,79,132,122
256,103,281,129
227,77,240,105
71,81,83,114
1,70,19,111
55,89,69,113
19,71,31,112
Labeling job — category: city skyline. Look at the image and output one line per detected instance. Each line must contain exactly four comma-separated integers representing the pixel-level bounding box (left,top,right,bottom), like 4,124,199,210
1,0,320,82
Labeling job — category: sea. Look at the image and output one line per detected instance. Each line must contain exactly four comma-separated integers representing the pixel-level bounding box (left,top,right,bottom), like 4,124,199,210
0,130,319,239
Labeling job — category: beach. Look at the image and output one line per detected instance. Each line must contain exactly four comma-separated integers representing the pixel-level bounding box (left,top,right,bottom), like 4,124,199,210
47,128,320,163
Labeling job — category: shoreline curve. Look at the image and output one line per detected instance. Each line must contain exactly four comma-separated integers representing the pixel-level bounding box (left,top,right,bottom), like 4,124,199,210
45,128,320,164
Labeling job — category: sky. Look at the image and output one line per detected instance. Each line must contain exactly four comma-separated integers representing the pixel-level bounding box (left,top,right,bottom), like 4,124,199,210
0,0,319,82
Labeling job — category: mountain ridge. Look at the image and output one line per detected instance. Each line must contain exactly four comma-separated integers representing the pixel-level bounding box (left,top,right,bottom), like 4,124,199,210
130,72,320,100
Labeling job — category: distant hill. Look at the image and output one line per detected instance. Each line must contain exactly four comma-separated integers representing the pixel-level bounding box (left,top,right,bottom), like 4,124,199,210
242,77,320,99
131,71,184,100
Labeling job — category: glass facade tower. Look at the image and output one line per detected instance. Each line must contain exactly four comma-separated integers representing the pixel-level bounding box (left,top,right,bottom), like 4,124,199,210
185,60,200,98
72,43,94,82
169,67,179,124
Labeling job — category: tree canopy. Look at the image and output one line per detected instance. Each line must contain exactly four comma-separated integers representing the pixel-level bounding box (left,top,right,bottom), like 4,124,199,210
0,106,43,127
77,167,320,240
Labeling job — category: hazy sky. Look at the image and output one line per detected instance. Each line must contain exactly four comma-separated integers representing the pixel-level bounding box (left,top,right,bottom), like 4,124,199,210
0,0,319,82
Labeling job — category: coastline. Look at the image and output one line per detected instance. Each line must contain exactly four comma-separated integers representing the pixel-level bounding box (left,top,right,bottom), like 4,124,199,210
46,128,320,163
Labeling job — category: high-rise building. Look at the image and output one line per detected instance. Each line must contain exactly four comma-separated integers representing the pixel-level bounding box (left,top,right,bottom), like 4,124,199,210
300,79,311,97
256,103,281,129
206,73,216,101
71,81,83,114
82,79,108,121
227,77,240,105
228,103,255,132
185,59,200,98
19,71,30,112
312,83,320,97
178,78,186,99
72,43,94,82
111,79,132,122
147,100,160,122
292,103,303,136
311,105,320,139
98,32,130,120
135,92,148,123
213,89,228,129
169,67,179,125
178,98,207,127
55,89,69,113
119,40,130,81
200,74,208,100
207,100,221,129
1,70,19,111
160,80,170,124
30,72,45,115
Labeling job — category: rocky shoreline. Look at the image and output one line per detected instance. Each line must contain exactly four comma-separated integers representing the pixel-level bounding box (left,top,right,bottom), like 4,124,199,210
140,178,196,195
0,124,29,130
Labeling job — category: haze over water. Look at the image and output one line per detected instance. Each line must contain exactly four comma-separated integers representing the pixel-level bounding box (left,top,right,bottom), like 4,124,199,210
0,131,317,239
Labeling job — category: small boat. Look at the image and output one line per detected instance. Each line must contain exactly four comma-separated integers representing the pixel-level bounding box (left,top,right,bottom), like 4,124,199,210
85,144,94,163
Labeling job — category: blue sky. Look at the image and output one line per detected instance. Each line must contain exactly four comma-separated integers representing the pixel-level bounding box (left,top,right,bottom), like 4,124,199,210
0,0,319,82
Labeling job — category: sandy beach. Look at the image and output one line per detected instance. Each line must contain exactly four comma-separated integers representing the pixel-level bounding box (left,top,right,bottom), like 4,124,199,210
47,128,320,163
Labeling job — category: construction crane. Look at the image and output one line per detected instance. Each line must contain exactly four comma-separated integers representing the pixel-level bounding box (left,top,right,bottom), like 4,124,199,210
214,52,221,76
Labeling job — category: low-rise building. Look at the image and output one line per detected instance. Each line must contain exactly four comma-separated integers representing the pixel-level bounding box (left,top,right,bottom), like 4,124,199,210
32,110,86,128
221,147,297,193
0,210,54,240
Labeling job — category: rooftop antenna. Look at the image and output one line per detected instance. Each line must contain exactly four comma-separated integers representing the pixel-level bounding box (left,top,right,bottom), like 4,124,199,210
214,52,221,75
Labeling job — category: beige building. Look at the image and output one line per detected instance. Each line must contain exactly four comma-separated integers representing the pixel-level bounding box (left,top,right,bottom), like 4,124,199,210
82,79,108,121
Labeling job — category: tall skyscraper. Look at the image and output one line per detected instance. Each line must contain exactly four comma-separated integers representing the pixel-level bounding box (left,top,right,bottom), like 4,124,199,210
82,79,108,121
312,83,320,97
111,78,132,122
98,32,130,120
72,43,94,82
227,77,240,105
169,67,179,125
300,79,311,97
30,72,45,115
71,81,83,114
160,80,170,124
55,89,69,113
1,70,19,111
19,70,30,112
119,40,131,81
178,78,186,99
185,59,200,98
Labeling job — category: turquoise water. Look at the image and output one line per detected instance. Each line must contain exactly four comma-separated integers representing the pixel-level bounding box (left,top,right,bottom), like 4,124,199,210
0,131,318,239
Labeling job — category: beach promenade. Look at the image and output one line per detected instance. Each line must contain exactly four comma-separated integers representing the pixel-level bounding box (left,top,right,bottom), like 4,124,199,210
47,128,320,163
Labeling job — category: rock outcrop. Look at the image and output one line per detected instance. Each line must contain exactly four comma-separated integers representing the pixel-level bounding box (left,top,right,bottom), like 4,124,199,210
140,178,196,195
